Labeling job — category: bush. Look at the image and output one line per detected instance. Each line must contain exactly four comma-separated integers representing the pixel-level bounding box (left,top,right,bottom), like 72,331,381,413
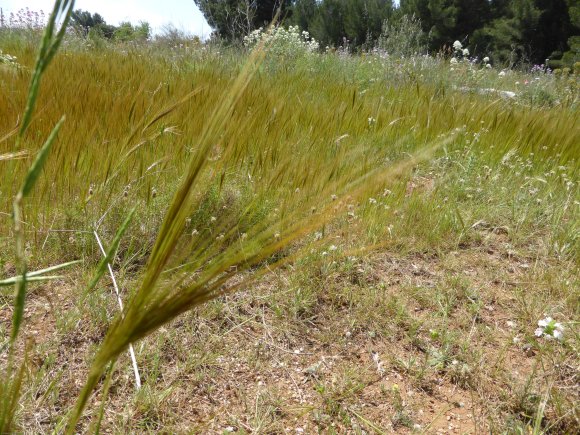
243,25,320,60
377,14,428,57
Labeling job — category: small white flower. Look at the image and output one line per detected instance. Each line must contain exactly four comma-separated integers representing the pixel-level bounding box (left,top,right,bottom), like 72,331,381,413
486,63,492,69
329,245,337,251
450,57,458,64
538,317,552,328
498,71,506,77
483,56,490,63
535,317,564,341
462,48,469,56
453,40,462,51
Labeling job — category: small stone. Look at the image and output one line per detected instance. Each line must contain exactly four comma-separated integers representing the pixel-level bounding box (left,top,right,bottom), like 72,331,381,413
523,344,536,357
304,362,322,377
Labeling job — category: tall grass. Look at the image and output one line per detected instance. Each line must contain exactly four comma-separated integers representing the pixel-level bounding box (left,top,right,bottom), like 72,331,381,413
0,5,578,432
1,1,75,432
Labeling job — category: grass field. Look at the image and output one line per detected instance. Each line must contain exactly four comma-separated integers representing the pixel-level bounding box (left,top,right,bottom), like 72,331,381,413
0,14,579,434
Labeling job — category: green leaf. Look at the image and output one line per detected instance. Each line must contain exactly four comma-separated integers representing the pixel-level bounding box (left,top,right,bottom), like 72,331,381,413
11,267,27,344
19,0,75,136
0,275,65,288
20,117,64,198
26,260,81,277
87,208,136,292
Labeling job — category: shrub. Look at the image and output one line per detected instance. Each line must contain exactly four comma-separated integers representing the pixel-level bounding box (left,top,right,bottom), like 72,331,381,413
243,25,319,60
377,14,428,57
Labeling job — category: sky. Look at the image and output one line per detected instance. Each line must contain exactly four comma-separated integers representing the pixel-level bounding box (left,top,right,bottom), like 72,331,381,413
1,0,211,37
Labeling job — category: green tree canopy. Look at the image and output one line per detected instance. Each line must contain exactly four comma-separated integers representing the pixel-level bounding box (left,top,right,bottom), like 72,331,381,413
194,0,293,40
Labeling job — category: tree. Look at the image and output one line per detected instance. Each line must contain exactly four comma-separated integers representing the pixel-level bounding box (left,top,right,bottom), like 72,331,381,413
454,0,491,43
308,0,347,47
70,9,116,38
343,0,393,48
399,0,461,51
561,0,580,65
113,21,151,42
535,0,577,65
290,0,316,33
194,0,293,40
472,0,540,65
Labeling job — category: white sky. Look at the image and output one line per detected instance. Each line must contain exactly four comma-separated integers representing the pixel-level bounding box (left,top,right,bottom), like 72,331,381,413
1,0,211,37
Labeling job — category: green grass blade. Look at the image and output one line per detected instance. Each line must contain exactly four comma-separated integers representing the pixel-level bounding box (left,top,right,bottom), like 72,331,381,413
0,275,66,288
0,358,27,433
20,117,64,197
26,260,81,277
90,361,116,435
86,208,136,292
10,267,27,344
19,0,74,136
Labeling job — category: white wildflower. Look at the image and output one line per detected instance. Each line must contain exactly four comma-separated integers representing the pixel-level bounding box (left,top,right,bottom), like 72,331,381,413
534,317,564,341
462,48,469,56
483,56,490,63
450,57,458,64
453,40,462,51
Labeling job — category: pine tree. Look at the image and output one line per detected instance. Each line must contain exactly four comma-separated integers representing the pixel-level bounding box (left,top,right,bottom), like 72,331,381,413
472,0,541,65
454,0,491,42
535,0,577,65
426,0,458,50
309,0,347,47
343,0,393,47
290,0,317,33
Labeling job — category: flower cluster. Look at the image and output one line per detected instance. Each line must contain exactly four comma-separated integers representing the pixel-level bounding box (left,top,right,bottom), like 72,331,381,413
5,8,46,30
530,63,552,75
0,49,21,69
535,317,564,341
452,40,469,61
244,25,319,59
